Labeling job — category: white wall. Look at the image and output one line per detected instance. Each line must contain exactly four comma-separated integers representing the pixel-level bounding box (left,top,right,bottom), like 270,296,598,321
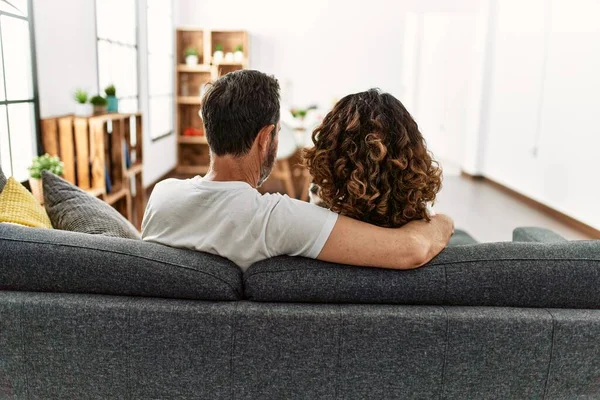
33,0,98,118
32,0,176,186
481,0,600,230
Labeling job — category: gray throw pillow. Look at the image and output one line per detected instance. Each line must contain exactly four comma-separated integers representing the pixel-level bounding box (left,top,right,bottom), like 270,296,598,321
42,171,140,239
0,165,6,194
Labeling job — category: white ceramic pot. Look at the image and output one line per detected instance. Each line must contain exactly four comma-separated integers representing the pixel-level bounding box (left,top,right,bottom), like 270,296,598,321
233,51,244,62
213,50,224,64
185,55,199,66
224,52,234,62
74,103,93,117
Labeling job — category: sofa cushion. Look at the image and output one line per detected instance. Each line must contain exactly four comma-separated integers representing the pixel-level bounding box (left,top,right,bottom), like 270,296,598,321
0,178,52,228
244,240,600,308
0,223,242,300
0,165,6,193
42,171,140,239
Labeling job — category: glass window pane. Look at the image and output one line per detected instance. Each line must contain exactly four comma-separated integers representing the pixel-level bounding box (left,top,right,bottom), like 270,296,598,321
119,98,138,114
1,15,33,100
149,54,172,96
0,105,11,177
0,37,4,102
149,96,173,139
8,102,35,181
97,40,112,92
0,0,27,16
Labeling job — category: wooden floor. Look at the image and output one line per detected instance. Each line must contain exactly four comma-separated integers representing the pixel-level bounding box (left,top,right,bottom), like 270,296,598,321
436,175,592,242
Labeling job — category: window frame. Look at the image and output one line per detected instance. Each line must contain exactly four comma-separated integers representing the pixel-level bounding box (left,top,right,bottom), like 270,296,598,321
94,0,140,113
146,0,174,142
0,0,42,178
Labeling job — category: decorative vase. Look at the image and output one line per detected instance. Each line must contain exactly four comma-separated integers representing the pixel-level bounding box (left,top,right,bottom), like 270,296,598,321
213,50,224,64
185,55,198,66
233,50,244,62
224,52,234,62
29,177,44,204
93,105,107,115
107,96,119,112
74,103,93,117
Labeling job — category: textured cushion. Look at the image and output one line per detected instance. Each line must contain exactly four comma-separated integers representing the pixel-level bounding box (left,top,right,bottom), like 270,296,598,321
448,229,478,245
0,223,243,300
0,178,52,228
0,165,6,193
42,171,140,239
513,227,567,243
244,240,600,308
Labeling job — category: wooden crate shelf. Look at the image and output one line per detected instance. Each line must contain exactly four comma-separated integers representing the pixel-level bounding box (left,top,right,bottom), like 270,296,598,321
176,165,210,175
175,28,249,176
177,64,212,73
41,113,146,229
178,96,203,105
178,136,208,144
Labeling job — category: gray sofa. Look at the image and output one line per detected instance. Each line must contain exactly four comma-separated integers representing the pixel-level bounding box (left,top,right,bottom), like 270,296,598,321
1,223,599,399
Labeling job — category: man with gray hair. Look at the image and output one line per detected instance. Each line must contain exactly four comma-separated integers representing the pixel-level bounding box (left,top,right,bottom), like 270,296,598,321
142,70,454,270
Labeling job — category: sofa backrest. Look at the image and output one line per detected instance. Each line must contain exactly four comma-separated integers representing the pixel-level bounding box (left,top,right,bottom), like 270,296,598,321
0,224,242,301
245,239,600,308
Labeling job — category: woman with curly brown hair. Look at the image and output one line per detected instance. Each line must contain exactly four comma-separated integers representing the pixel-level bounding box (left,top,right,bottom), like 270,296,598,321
304,88,442,228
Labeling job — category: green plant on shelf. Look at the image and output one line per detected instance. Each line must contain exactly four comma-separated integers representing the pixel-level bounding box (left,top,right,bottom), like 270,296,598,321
104,84,116,97
215,44,224,52
185,47,199,57
234,44,243,52
90,95,107,106
28,154,64,179
73,88,89,104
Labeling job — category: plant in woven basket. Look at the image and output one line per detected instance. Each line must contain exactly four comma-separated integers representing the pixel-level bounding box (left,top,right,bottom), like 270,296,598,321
28,154,64,204
91,95,108,115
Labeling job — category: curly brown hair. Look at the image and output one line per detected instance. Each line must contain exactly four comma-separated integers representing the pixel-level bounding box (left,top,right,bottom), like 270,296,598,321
303,89,442,228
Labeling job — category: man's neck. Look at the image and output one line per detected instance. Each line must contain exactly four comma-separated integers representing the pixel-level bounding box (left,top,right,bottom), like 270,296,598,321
203,154,261,188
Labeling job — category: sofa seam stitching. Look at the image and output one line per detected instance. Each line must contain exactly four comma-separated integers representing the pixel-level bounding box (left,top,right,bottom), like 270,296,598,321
440,305,449,400
542,309,556,400
1,237,242,298
245,257,600,277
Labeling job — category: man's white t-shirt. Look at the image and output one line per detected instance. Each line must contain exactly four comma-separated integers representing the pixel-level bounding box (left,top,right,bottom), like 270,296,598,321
141,177,339,270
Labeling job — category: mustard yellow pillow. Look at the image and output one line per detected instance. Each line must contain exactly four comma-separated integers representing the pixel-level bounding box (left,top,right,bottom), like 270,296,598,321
0,177,52,229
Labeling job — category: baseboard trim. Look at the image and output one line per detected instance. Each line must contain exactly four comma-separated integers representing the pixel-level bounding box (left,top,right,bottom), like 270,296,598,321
460,170,600,239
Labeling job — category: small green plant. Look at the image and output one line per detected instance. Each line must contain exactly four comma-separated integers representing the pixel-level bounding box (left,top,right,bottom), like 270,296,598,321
73,89,89,104
235,44,243,52
104,84,116,97
291,108,308,119
90,95,107,106
28,154,64,179
185,47,199,57
215,44,224,52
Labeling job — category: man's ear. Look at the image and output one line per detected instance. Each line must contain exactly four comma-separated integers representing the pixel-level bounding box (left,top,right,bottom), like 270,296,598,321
256,124,275,150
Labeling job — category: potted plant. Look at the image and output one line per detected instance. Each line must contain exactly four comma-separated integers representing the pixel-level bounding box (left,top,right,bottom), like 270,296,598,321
28,153,64,204
74,89,92,117
234,44,244,62
185,47,199,66
90,95,108,115
213,44,224,63
105,84,118,112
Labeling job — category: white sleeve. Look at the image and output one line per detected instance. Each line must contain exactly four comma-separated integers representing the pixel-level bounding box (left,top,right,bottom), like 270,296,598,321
264,195,339,259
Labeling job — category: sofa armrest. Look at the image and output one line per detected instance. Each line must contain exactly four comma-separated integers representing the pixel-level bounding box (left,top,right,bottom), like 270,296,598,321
513,227,567,243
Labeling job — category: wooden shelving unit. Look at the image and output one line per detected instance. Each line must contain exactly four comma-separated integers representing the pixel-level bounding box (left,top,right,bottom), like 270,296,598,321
175,28,249,175
40,113,146,229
